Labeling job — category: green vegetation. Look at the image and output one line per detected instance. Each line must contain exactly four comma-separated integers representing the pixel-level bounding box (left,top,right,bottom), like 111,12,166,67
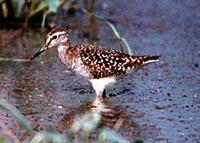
82,8,133,55
0,138,5,143
0,99,32,133
0,0,132,55
0,99,143,142
0,0,64,28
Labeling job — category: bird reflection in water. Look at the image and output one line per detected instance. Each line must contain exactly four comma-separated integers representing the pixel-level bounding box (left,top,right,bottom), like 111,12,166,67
57,97,126,131
56,96,142,142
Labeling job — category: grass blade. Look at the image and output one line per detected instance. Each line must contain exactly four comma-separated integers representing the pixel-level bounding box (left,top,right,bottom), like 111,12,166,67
82,8,133,55
98,128,130,143
0,99,33,133
0,58,30,62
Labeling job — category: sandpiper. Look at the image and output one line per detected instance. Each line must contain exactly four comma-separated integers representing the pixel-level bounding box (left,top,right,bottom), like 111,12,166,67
31,27,159,98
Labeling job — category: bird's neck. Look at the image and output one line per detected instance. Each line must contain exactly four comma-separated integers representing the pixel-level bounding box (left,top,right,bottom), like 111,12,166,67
57,42,71,63
58,44,69,53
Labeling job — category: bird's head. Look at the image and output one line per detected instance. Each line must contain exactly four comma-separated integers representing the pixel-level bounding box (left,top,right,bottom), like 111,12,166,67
31,27,70,60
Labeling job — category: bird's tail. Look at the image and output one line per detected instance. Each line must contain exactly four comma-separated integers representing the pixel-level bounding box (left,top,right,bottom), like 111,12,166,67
130,55,160,68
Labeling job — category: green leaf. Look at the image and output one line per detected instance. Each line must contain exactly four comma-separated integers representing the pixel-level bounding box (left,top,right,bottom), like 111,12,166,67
0,99,33,133
30,132,69,143
0,138,5,143
0,0,4,4
70,111,101,133
29,1,48,17
98,128,130,143
30,132,48,143
48,0,59,13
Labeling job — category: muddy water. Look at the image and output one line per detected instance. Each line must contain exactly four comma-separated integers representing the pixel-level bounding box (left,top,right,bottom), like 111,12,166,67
0,0,200,142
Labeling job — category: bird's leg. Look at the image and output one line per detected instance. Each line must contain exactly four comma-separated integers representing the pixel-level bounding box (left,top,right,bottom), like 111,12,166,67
102,89,106,99
96,89,105,101
90,77,115,100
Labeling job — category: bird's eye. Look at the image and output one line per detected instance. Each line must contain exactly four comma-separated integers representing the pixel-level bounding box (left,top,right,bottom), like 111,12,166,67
52,35,57,39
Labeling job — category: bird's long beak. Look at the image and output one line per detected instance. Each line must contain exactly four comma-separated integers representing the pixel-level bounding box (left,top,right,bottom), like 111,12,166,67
30,46,47,60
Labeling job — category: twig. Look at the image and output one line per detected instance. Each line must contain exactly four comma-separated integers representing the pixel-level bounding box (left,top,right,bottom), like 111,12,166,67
0,58,30,62
82,9,133,55
113,117,125,131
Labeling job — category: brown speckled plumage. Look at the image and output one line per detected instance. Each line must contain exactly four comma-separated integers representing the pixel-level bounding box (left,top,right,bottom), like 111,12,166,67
31,28,159,97
65,43,159,79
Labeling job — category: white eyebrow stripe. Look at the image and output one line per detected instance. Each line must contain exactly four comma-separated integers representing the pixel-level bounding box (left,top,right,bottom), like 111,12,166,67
50,31,66,39
45,31,67,46
53,31,66,36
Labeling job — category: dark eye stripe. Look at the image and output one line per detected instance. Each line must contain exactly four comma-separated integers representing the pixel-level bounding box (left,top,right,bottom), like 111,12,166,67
45,40,51,47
